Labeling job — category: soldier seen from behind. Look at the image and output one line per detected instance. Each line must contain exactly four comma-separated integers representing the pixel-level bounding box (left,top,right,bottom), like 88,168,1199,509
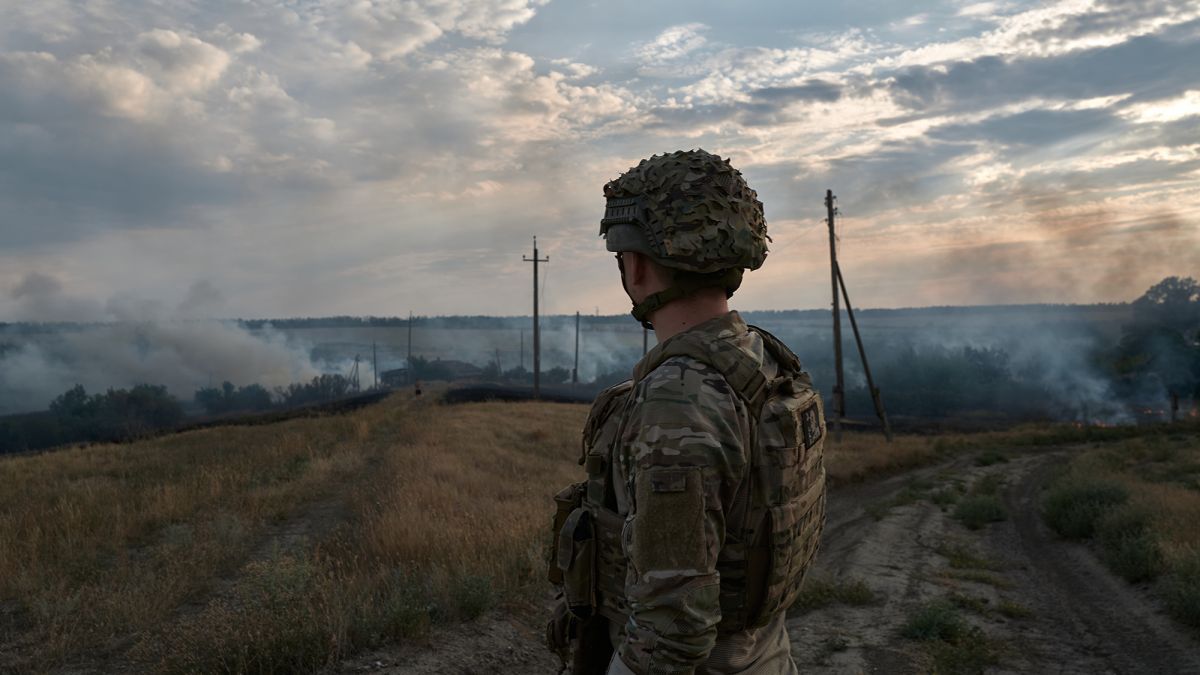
548,150,828,674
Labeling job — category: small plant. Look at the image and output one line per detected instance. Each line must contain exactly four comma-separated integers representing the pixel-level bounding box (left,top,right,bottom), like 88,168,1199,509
1095,507,1162,583
936,541,1000,570
954,495,1007,530
975,450,1009,467
792,576,877,613
902,599,1000,672
997,599,1033,619
1162,555,1200,631
949,592,989,614
901,600,966,641
931,487,962,508
1042,478,1128,539
450,574,494,620
971,473,1006,496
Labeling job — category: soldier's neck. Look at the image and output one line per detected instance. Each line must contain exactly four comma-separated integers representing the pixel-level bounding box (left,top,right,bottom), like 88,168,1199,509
650,291,730,343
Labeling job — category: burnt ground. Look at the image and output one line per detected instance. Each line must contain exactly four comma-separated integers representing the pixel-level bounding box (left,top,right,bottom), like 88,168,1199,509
335,447,1200,675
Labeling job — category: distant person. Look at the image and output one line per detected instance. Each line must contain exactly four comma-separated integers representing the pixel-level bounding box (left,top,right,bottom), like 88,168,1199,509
547,150,827,674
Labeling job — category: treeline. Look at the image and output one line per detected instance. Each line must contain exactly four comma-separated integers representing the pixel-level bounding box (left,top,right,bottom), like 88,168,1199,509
0,374,367,454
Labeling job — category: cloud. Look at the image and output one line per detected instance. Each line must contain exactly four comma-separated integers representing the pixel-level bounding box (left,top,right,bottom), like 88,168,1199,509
637,23,709,64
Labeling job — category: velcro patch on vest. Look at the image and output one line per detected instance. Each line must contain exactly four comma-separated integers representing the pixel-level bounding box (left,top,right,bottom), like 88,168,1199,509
800,403,822,450
648,468,689,493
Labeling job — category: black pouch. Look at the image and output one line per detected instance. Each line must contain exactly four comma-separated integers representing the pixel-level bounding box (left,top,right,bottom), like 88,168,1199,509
549,482,586,585
557,507,596,619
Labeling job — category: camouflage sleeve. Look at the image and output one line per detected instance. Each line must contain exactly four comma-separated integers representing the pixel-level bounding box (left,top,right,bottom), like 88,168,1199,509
611,356,748,675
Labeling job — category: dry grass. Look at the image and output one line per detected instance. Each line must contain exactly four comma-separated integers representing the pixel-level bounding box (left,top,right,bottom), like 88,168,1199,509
0,394,586,672
8,392,1183,672
1042,432,1200,631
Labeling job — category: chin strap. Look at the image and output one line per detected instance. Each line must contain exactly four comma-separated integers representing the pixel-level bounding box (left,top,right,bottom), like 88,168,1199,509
630,268,743,329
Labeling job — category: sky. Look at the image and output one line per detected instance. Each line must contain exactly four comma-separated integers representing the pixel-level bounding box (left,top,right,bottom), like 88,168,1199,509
1,0,1198,321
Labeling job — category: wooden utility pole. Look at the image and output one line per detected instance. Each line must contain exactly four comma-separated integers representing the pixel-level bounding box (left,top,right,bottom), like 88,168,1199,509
836,265,894,441
826,189,892,442
372,342,378,389
573,311,580,385
520,329,525,370
826,189,846,441
523,237,549,397
407,311,413,384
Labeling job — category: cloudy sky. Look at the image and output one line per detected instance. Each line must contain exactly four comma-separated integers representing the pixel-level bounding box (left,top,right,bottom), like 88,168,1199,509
1,0,1198,321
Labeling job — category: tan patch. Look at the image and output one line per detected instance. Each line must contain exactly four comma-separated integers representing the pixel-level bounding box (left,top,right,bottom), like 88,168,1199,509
631,467,708,573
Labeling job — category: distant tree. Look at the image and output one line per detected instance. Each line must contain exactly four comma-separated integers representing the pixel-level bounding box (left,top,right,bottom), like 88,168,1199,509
195,381,276,415
544,366,570,385
278,374,353,407
1132,276,1200,339
1118,277,1200,399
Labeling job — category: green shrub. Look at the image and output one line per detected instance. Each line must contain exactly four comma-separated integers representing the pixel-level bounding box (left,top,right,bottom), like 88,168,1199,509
1163,555,1200,631
450,574,494,620
792,576,877,613
975,450,1009,467
1042,479,1128,539
954,495,1007,530
901,600,966,641
1096,508,1162,582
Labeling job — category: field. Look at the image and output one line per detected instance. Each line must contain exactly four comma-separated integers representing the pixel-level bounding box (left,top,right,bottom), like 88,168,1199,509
1,392,1198,673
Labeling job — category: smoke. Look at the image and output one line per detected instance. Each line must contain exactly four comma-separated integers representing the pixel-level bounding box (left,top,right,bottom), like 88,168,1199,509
0,273,326,414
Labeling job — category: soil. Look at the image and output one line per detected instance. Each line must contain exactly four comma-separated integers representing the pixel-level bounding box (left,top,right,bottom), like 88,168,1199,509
337,447,1200,674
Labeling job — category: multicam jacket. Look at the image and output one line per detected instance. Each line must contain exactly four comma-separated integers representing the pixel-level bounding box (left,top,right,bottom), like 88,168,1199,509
576,311,824,675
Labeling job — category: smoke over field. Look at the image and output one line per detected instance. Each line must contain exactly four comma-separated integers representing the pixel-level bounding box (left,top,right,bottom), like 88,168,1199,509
2,284,1196,426
0,321,324,415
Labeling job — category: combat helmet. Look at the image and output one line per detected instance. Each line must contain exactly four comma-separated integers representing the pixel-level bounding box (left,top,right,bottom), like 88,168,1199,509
600,149,769,326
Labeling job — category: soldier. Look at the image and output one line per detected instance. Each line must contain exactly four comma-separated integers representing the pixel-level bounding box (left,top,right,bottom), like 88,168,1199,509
548,150,827,674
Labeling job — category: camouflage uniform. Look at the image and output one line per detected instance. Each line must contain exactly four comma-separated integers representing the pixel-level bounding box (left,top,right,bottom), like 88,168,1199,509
548,150,825,675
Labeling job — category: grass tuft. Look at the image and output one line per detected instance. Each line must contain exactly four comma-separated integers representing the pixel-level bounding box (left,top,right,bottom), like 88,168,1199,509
791,576,877,614
954,495,1007,530
1042,479,1128,539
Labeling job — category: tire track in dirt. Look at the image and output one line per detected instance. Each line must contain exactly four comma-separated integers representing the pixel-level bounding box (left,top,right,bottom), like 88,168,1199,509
789,449,1200,674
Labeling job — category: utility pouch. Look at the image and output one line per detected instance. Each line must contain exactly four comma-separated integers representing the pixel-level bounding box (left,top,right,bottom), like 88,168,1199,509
557,507,597,619
549,482,586,585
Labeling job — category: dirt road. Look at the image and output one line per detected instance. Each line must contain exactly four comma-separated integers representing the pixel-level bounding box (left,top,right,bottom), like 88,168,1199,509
790,449,1200,674
338,448,1200,674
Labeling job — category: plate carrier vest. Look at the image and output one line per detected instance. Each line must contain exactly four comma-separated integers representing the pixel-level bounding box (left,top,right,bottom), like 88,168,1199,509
550,325,827,633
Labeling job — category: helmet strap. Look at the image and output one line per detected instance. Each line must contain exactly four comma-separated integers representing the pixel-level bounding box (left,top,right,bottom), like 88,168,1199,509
630,268,743,330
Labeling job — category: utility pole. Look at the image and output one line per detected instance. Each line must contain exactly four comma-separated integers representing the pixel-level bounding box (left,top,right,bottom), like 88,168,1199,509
573,311,580,385
407,311,413,385
826,189,892,442
836,265,894,442
523,236,549,397
372,342,378,390
826,189,845,442
520,329,525,370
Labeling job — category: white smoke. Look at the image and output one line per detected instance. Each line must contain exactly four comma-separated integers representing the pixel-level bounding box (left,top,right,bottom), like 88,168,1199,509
0,274,327,414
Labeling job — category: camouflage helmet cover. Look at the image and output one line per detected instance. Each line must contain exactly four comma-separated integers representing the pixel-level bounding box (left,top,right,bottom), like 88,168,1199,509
600,149,769,274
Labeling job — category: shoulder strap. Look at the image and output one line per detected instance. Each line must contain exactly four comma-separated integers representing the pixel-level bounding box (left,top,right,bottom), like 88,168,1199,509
633,325,806,415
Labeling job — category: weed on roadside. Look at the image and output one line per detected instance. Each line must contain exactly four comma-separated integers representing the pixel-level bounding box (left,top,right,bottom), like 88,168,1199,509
949,592,989,614
1162,553,1200,632
1043,479,1128,539
901,600,1000,674
945,569,1012,588
954,495,1007,530
975,450,1009,467
996,599,1033,619
1095,507,1162,583
791,576,877,614
936,541,1001,570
